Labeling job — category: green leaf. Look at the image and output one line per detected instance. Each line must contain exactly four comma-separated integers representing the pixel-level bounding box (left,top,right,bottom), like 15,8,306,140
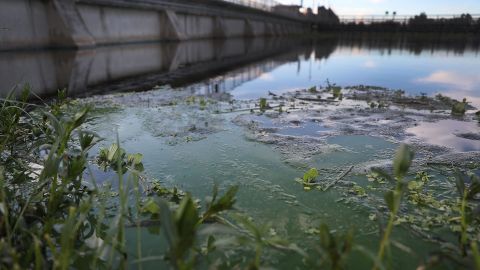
142,198,161,214
107,143,119,162
454,170,466,197
203,185,238,221
319,224,332,249
303,168,319,184
127,153,143,165
174,195,200,259
259,98,268,110
71,108,89,130
42,154,62,179
384,191,395,212
371,168,394,183
468,180,480,200
393,144,414,179
79,130,101,151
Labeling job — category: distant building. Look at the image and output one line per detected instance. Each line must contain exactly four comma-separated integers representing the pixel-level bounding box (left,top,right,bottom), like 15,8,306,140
317,6,340,25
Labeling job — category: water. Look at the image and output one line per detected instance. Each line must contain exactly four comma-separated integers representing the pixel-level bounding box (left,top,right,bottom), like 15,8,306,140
4,34,480,268
2,34,480,106
90,107,435,269
407,119,480,151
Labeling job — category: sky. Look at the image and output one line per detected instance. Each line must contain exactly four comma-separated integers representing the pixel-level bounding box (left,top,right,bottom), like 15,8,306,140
277,0,480,16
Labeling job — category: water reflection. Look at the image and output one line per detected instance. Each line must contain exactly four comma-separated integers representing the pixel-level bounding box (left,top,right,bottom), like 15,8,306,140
407,120,480,152
1,33,480,107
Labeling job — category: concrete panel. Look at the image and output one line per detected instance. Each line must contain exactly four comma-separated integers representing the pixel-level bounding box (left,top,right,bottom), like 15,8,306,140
77,4,164,44
85,44,169,86
0,0,51,50
176,14,215,39
174,40,217,64
51,0,95,48
223,18,246,37
0,50,76,96
1,0,309,50
250,21,267,36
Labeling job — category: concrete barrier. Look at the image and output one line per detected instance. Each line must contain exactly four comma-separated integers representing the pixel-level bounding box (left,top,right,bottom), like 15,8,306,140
0,0,309,51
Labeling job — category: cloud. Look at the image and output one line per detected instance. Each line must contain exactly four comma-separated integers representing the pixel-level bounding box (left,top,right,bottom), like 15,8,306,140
369,0,385,3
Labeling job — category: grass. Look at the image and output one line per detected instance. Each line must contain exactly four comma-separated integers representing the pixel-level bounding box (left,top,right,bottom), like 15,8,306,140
1,86,480,269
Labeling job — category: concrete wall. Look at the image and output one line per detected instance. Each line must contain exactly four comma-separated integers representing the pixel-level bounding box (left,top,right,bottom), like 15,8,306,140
0,0,309,51
0,0,52,49
77,4,165,44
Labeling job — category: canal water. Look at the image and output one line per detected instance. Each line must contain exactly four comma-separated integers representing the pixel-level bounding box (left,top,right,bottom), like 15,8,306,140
3,33,480,268
2,33,479,106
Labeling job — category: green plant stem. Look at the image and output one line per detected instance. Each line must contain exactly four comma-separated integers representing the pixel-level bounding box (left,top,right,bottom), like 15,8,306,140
374,182,403,270
116,132,127,269
460,190,468,255
376,212,395,267
471,241,480,270
133,173,143,270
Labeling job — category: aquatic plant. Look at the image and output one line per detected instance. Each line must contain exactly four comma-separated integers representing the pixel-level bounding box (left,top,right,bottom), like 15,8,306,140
3,84,480,269
308,86,318,93
295,168,320,191
349,185,367,196
452,98,468,115
201,184,239,223
374,144,414,269
199,97,207,110
259,98,268,111
331,87,342,100
0,87,125,269
308,224,354,270
453,170,480,255
97,143,144,172
303,168,319,183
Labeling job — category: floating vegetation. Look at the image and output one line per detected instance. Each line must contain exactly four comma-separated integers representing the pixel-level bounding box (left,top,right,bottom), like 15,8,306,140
259,98,268,111
3,81,480,270
199,97,207,110
452,98,468,115
295,168,319,190
308,86,318,93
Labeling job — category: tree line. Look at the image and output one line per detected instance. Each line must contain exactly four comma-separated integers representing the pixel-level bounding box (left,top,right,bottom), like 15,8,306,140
334,13,480,33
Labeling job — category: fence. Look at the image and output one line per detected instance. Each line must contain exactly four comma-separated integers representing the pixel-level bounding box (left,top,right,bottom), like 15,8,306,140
220,0,281,12
339,14,480,24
